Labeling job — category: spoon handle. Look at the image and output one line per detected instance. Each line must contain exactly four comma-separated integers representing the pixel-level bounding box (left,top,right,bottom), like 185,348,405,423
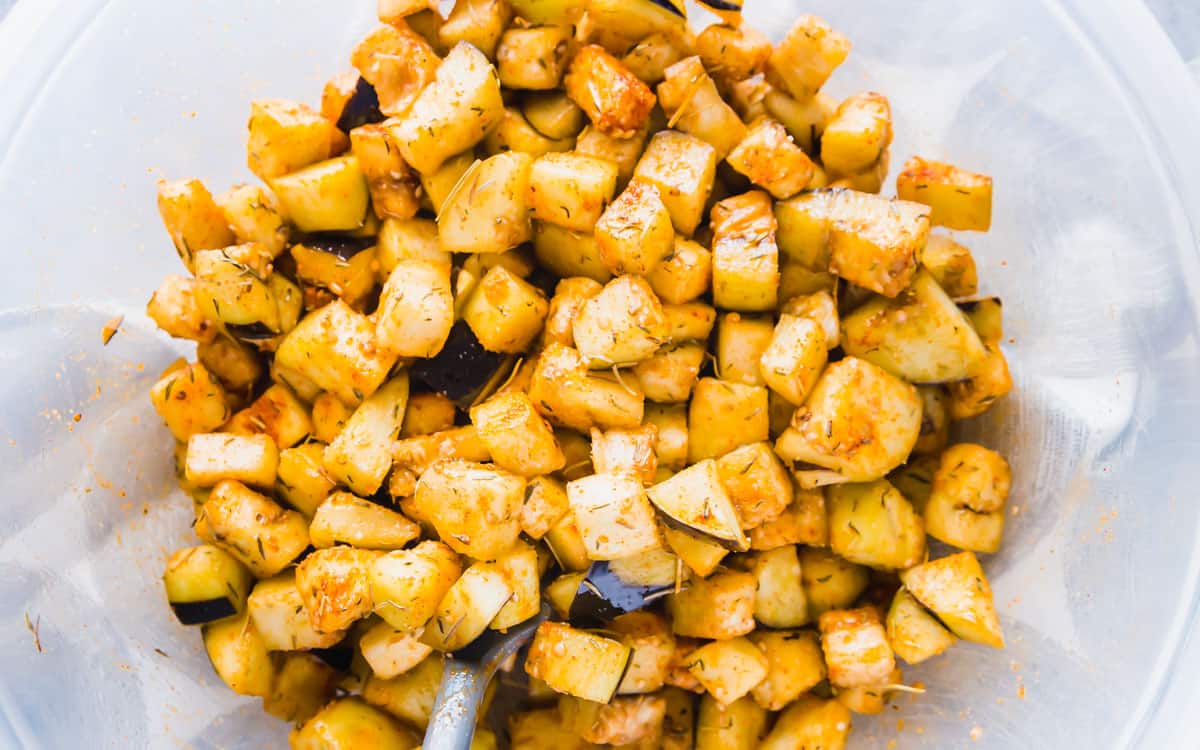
422,658,486,750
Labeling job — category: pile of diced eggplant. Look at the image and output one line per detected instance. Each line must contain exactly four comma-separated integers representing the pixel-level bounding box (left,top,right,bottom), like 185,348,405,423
148,0,1014,746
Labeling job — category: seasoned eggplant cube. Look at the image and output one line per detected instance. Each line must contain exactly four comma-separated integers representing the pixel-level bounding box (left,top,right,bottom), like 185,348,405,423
622,32,687,86
711,191,780,312
818,607,895,688
888,452,939,515
370,541,463,631
575,123,649,188
827,479,925,570
886,587,956,665
352,24,439,119
197,335,263,393
361,652,444,728
146,275,217,343
960,297,1004,348
528,152,619,234
827,191,931,298
897,156,993,231
389,42,504,174
270,155,370,233
309,491,420,550
565,45,656,139
150,362,231,441
643,403,688,472
610,611,676,694
748,630,826,710
947,342,1013,418
410,320,507,403
667,570,756,639
192,243,278,331
594,181,674,275
246,99,340,181
156,178,235,271
633,342,704,404
391,424,493,475
632,131,720,237
924,443,1011,553
482,109,571,160
296,546,379,634
727,117,816,199
529,343,646,431
525,91,588,142
590,425,658,484
662,524,728,578
768,14,850,99
508,708,592,750
543,277,603,347
758,696,851,750
518,476,570,540
471,391,565,476
375,260,454,359
163,545,254,625
648,459,748,551
567,473,662,560
401,392,456,438
275,300,397,407
247,572,346,650
662,301,716,345
292,697,418,750
418,150,476,215
525,621,632,702
800,547,869,617
439,152,533,254
323,374,408,495
657,56,746,161
532,223,610,283
413,460,524,559
765,89,836,156
740,545,808,627
778,262,838,306
781,290,840,350
573,275,669,367
312,393,353,444
202,611,274,697
686,636,768,706
713,442,792,530
696,694,768,750
774,189,835,269
462,266,550,354
420,560,512,651
688,378,770,463
759,314,828,406
559,694,666,745
544,512,592,572
263,652,339,725
335,76,385,133
841,270,987,383
715,313,773,387
648,237,711,305
491,541,542,629
497,25,572,90
377,217,447,275
196,480,310,578
439,0,512,57
749,487,827,549
775,357,922,481
923,233,979,297
185,433,278,489
821,93,892,176
694,23,771,93
359,620,434,679
349,124,420,221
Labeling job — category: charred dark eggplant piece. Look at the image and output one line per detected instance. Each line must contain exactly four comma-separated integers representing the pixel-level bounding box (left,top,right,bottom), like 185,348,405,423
335,77,385,133
410,320,508,406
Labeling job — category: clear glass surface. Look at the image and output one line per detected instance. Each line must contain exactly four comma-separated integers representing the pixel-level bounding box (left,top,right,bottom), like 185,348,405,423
0,0,1198,747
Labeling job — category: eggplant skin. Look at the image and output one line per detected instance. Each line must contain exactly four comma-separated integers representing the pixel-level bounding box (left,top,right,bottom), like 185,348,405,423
410,320,507,403
170,597,238,626
568,561,673,627
225,322,277,341
647,0,688,17
336,77,385,133
294,234,375,260
696,0,742,11
310,645,354,673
